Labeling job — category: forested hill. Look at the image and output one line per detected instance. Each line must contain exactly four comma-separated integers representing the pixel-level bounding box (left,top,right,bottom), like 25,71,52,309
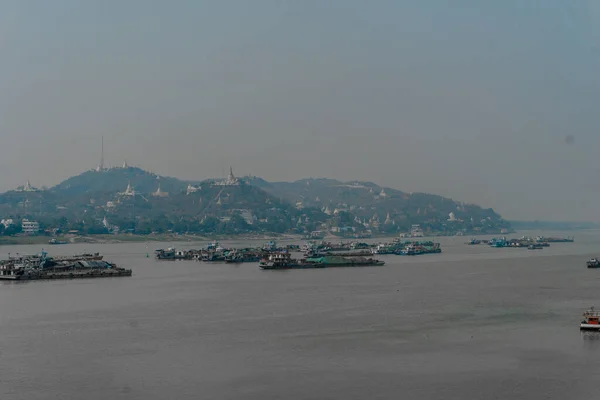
0,167,511,236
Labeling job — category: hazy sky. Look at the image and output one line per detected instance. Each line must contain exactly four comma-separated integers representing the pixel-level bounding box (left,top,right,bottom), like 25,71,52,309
1,1,599,221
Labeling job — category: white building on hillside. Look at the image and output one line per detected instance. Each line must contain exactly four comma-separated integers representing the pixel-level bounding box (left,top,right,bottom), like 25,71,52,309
119,182,135,197
22,219,40,235
16,181,40,192
152,185,169,197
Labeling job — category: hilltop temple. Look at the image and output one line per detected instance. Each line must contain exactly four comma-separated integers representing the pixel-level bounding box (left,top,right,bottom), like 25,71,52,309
118,182,136,197
16,180,40,192
215,167,240,186
152,185,169,198
187,184,201,195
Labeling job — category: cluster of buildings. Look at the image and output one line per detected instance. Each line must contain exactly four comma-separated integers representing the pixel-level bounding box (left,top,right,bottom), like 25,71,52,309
0,218,40,235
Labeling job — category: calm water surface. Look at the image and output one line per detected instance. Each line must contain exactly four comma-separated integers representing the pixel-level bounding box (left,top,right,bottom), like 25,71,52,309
1,231,600,399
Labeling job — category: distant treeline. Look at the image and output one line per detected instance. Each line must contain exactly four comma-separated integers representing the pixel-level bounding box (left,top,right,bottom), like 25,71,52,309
509,220,600,231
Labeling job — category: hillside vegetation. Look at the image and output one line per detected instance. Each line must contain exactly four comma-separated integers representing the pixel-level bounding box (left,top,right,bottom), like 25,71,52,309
0,167,511,236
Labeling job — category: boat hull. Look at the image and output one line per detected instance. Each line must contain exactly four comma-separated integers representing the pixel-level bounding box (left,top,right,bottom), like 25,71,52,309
580,324,600,331
259,261,384,269
260,263,325,270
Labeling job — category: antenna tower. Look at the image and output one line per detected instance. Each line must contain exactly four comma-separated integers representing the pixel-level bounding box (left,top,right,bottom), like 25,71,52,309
100,136,104,170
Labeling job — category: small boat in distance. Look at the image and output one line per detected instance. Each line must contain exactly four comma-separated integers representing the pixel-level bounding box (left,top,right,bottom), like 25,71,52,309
48,238,68,245
527,244,543,250
587,258,600,268
581,307,600,330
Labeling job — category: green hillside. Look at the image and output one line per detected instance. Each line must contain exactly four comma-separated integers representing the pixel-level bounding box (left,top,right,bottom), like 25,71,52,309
0,168,511,236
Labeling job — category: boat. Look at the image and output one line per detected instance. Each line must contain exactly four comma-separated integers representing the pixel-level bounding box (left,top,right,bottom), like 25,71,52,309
581,307,600,330
259,253,384,270
224,250,262,263
155,248,176,260
587,258,600,268
466,238,481,245
0,252,130,281
48,238,68,245
259,253,324,270
371,243,395,255
489,237,508,248
303,255,385,267
51,252,103,262
400,244,423,256
537,236,574,243
262,241,279,252
397,242,441,255
527,244,543,250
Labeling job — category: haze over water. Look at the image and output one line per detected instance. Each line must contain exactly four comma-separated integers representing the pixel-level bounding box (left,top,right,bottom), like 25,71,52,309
1,231,599,399
2,1,600,220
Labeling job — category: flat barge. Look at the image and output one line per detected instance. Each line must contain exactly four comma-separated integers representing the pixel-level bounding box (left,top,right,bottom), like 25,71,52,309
259,253,384,270
0,252,131,281
0,268,132,281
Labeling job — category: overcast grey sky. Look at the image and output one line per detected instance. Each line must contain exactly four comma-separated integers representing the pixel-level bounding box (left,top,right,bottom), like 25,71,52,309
1,0,599,221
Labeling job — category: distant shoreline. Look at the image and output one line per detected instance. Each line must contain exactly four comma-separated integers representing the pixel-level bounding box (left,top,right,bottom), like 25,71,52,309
0,230,523,246
0,233,303,246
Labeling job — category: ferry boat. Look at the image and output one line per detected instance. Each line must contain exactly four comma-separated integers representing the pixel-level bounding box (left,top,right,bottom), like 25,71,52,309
587,258,600,268
581,307,600,330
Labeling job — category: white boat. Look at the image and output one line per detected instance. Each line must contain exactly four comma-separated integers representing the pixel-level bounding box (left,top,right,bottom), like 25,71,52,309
581,307,600,330
588,258,600,268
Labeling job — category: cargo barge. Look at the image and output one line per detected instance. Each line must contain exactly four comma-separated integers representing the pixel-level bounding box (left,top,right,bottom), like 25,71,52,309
259,253,384,270
0,251,131,281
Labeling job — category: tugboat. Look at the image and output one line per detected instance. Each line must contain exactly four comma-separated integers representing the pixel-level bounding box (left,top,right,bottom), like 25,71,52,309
581,307,600,330
587,258,600,268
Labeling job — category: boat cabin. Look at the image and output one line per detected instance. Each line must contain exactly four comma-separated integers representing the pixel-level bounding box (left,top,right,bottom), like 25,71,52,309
582,307,600,326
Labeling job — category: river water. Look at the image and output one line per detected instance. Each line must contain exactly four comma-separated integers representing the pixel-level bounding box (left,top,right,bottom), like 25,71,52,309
1,231,599,399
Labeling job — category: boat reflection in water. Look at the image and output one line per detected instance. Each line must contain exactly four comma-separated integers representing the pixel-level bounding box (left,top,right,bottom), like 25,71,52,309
581,331,600,342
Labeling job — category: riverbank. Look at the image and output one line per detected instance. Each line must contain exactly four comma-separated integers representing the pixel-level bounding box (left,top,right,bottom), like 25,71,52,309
0,232,302,246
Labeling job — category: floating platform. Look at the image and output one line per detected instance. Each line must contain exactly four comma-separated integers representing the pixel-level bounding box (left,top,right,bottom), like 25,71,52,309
0,269,132,281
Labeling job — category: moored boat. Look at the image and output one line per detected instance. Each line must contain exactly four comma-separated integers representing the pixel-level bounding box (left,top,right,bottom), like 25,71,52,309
528,244,543,250
259,253,384,270
259,253,323,270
